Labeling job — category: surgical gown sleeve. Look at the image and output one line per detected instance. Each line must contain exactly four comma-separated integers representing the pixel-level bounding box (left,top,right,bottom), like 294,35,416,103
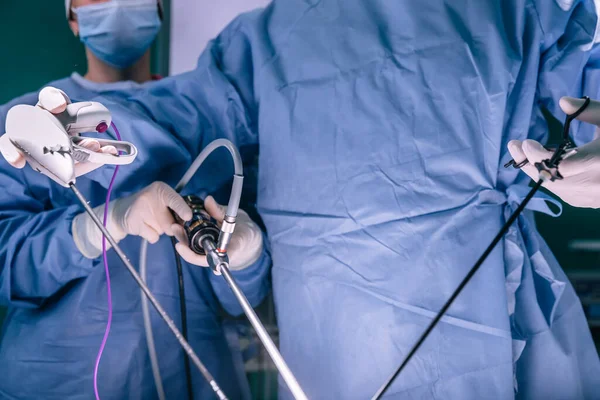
125,13,271,314
127,11,260,158
0,99,96,308
0,148,93,309
534,0,600,145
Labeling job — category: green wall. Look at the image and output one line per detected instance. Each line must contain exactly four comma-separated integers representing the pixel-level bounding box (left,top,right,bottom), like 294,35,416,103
0,2,87,104
0,0,171,105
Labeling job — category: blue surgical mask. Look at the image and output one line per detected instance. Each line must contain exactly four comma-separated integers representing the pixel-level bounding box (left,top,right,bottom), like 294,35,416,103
74,0,161,69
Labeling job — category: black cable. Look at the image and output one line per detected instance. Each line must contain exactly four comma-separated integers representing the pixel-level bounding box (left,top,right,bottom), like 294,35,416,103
171,236,194,400
372,97,591,400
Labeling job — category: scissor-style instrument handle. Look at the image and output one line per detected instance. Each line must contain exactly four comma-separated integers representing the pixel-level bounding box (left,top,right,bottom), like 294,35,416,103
71,136,138,165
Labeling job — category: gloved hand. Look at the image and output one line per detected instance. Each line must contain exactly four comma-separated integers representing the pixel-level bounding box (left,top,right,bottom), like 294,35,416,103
508,96,600,209
73,182,193,258
0,86,116,175
172,196,264,271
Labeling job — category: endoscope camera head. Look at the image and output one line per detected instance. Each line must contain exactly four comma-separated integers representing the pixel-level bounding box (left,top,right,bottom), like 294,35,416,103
174,195,220,255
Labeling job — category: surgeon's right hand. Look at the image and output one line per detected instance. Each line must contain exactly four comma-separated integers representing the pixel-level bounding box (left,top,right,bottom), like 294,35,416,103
507,96,600,209
72,182,193,259
0,86,116,175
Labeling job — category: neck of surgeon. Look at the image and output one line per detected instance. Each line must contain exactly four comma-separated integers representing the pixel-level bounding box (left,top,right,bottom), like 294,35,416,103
84,49,153,84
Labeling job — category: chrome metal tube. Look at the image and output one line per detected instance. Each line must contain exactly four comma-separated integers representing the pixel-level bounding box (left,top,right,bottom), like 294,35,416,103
202,238,308,400
70,184,228,400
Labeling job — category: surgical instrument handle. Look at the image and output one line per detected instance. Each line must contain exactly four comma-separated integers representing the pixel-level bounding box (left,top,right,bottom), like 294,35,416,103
202,238,309,400
70,184,228,400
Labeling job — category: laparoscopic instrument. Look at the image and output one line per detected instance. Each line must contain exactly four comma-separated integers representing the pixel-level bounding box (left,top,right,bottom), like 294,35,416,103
5,102,137,185
372,97,592,400
3,101,306,399
173,195,221,254
140,139,308,400
4,102,228,399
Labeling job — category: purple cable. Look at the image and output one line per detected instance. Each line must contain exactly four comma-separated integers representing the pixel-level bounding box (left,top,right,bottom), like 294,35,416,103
93,122,122,400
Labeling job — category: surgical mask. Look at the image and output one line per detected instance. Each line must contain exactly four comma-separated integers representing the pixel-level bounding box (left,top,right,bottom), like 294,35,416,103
73,0,161,69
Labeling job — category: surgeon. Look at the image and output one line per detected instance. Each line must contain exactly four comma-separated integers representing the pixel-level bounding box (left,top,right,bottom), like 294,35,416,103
116,1,600,398
5,0,600,399
0,1,269,399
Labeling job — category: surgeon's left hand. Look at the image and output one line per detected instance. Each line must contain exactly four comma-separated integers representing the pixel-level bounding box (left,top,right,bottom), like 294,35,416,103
508,96,600,209
172,196,264,271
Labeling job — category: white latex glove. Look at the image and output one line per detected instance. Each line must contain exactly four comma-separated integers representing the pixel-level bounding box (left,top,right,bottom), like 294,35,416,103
72,182,193,258
172,196,264,271
508,96,600,209
0,86,116,175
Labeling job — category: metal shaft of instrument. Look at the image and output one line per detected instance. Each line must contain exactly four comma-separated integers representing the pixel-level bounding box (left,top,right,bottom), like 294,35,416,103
371,180,545,400
70,184,228,400
202,238,307,400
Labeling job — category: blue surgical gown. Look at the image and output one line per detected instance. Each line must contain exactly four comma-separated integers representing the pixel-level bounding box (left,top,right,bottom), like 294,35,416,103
0,73,271,399
97,0,600,398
